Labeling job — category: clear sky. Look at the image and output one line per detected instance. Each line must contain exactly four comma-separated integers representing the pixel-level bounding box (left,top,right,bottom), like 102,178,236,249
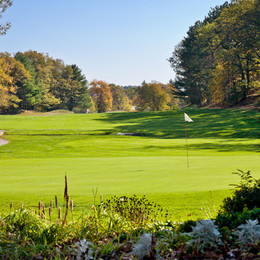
1,0,227,86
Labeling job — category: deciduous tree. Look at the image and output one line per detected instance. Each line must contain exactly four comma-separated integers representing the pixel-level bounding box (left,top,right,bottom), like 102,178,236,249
89,80,112,113
22,51,61,110
0,0,12,35
133,82,170,111
169,0,259,107
0,52,30,113
109,84,131,111
207,0,260,105
21,51,93,111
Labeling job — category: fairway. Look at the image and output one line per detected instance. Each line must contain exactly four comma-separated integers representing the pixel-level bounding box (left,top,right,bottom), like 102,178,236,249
0,109,259,220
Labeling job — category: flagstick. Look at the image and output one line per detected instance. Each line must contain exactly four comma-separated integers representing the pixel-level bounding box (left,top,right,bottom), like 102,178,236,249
184,120,189,168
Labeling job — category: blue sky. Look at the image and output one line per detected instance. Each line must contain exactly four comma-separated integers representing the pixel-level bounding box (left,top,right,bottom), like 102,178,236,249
1,0,227,86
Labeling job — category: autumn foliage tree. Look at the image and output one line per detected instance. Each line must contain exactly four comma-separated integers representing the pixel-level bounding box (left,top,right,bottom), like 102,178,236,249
89,80,113,113
109,84,131,111
169,0,259,107
0,53,30,113
206,0,260,105
20,51,62,110
0,51,92,113
133,82,170,111
47,60,82,111
17,51,93,112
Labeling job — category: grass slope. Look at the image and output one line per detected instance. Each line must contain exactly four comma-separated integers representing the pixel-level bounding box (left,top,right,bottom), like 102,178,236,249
0,109,259,220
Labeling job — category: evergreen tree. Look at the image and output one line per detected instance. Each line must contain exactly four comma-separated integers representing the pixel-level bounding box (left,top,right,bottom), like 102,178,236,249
14,52,42,110
169,2,229,106
70,64,93,112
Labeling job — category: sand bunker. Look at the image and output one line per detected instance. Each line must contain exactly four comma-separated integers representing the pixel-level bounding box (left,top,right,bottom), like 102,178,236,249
0,130,8,146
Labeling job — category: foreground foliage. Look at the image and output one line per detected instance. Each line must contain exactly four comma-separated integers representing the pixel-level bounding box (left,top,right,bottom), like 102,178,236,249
1,174,260,260
221,169,260,213
0,208,259,259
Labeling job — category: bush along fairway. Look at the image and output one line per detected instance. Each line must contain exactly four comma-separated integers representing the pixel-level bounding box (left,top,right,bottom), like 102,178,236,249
0,170,259,259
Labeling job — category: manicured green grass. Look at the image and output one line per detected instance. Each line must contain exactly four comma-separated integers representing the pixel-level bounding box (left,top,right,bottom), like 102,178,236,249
0,109,259,220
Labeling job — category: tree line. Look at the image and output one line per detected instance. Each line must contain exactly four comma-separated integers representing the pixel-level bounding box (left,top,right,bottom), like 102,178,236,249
1,0,258,113
0,51,93,113
0,51,178,114
169,0,259,107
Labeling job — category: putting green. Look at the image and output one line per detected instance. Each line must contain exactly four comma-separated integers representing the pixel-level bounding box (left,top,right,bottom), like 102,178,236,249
0,109,259,220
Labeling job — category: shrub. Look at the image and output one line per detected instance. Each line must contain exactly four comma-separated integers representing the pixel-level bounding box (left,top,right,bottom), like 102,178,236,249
185,219,223,252
155,228,181,254
215,208,260,229
0,209,80,259
100,195,167,227
179,220,197,233
2,209,46,242
132,233,157,259
234,219,260,249
74,239,94,260
221,170,260,213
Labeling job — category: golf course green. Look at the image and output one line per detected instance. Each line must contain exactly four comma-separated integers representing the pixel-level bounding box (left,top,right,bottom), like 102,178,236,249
0,109,259,220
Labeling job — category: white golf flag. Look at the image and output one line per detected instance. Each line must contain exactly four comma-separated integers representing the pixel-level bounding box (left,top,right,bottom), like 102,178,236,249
184,113,193,122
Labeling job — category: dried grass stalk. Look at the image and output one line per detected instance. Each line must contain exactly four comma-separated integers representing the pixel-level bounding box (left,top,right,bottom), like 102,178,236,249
55,196,58,208
70,199,73,212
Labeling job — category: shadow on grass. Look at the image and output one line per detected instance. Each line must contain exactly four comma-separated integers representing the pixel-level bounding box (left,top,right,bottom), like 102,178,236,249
143,142,259,153
95,109,259,139
7,129,113,136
